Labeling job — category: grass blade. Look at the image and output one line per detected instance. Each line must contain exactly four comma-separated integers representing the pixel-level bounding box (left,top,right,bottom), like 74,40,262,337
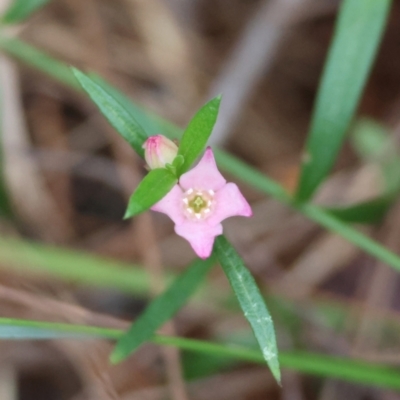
296,0,392,201
214,235,280,384
72,68,149,156
177,96,221,174
124,168,177,218
0,37,80,90
0,86,12,217
2,318,400,390
110,256,215,364
0,237,153,296
2,0,51,24
324,196,394,224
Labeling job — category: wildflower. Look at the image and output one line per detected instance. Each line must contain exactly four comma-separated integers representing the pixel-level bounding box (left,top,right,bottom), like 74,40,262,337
152,147,252,258
143,135,178,169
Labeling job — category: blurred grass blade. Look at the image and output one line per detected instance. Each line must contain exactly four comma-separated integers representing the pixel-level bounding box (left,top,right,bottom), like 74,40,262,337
2,318,400,390
2,0,51,24
214,235,280,384
72,68,148,156
0,318,119,340
0,87,12,217
177,96,221,174
124,168,177,218
0,237,153,296
324,196,394,224
110,257,215,364
296,0,392,201
0,37,80,90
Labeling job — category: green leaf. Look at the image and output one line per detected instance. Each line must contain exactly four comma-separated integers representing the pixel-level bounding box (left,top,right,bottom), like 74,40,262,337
214,235,280,384
110,256,215,364
124,168,177,218
0,237,153,296
177,96,221,174
0,89,12,218
324,196,394,224
0,37,82,90
2,0,51,24
296,0,392,201
72,68,149,157
88,74,163,136
2,318,400,390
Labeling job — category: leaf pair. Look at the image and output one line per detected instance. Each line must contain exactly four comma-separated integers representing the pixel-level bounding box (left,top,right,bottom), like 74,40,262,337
72,68,221,219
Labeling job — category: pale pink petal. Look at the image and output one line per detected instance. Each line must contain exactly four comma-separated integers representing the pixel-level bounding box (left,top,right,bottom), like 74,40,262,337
206,183,252,226
151,185,185,225
179,147,226,191
175,222,223,259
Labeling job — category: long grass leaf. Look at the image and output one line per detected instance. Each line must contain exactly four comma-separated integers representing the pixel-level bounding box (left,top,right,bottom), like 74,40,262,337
1,318,400,390
296,0,392,201
0,238,152,295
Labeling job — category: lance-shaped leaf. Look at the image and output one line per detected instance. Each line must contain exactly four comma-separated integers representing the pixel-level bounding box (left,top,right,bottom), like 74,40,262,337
72,68,148,157
110,256,215,364
178,96,221,174
2,0,51,24
296,0,392,201
214,235,280,384
124,169,177,219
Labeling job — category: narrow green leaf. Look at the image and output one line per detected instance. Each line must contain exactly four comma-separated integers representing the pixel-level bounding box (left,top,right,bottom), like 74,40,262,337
2,318,400,390
88,74,163,136
0,37,82,90
124,168,177,218
0,87,13,218
296,0,392,201
214,235,280,384
110,256,215,364
72,68,148,156
324,196,394,224
177,96,221,174
2,0,51,24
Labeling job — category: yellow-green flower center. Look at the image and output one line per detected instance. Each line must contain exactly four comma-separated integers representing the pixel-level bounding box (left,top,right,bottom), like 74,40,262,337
183,188,215,220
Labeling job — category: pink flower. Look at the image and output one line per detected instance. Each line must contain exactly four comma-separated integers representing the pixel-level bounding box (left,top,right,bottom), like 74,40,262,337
151,147,252,258
143,135,178,169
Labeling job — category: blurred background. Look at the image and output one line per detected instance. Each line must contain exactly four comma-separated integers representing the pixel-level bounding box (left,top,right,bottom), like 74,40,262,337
1,0,400,399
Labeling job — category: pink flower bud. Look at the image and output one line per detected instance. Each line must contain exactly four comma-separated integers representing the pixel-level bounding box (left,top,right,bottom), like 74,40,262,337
143,135,178,169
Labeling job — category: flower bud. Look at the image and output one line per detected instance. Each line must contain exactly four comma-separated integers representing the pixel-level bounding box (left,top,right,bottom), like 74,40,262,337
143,135,178,169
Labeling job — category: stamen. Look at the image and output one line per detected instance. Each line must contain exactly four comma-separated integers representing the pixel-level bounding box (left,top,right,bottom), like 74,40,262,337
182,188,216,221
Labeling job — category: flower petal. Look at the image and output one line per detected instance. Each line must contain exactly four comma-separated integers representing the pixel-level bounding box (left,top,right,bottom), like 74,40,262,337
151,184,185,225
179,147,226,191
175,222,223,259
206,183,252,226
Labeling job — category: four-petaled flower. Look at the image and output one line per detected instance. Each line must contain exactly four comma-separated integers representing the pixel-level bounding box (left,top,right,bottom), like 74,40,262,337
152,147,252,258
